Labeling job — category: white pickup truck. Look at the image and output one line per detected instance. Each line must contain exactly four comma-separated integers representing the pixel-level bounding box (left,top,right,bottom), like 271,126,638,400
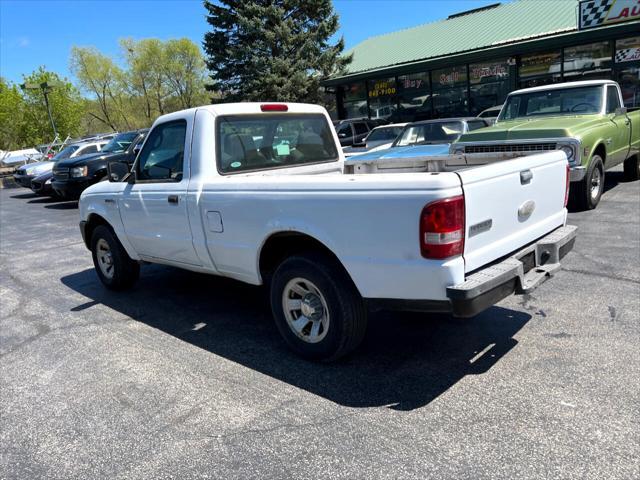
79,103,576,361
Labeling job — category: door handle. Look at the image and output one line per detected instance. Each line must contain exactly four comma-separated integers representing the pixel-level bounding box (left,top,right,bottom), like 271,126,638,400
624,119,631,126
167,195,179,204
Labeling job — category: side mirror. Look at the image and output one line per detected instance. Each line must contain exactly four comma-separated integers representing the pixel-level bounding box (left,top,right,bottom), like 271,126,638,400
107,161,130,182
133,143,142,156
338,132,347,138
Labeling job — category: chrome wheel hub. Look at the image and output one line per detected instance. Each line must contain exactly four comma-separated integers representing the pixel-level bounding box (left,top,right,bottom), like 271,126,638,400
590,168,602,201
282,278,330,344
96,238,114,279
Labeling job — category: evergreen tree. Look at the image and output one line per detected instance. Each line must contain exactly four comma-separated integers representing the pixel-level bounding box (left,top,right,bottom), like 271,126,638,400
203,0,351,103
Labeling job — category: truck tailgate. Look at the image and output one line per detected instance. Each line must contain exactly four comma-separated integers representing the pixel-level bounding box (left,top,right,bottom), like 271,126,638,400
458,151,568,273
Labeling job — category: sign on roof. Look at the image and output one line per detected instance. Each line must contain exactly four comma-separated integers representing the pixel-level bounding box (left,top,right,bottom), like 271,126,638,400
579,0,640,30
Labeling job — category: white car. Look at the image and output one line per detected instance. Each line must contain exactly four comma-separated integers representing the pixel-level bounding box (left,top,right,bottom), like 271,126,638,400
13,140,108,188
79,102,576,361
342,123,407,157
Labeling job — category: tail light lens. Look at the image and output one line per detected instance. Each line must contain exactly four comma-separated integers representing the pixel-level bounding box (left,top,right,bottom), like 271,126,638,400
564,163,570,208
420,195,465,259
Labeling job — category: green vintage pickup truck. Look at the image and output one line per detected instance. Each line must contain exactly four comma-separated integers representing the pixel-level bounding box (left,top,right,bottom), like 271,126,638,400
453,80,639,210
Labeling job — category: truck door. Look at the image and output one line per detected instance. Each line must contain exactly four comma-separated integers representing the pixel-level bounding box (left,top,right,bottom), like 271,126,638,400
605,85,631,166
118,119,202,266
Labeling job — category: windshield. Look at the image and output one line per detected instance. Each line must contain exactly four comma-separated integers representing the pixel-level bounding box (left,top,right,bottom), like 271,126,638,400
366,126,404,143
394,121,464,146
52,145,79,161
499,85,603,121
101,132,138,153
217,114,339,173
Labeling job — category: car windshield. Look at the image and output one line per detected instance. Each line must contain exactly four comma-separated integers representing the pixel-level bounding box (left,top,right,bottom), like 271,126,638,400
499,85,603,121
217,114,339,173
394,121,464,146
366,127,404,143
52,145,79,160
101,132,138,153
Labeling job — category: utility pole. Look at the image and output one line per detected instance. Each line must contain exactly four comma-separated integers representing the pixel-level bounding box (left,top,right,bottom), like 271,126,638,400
20,81,61,139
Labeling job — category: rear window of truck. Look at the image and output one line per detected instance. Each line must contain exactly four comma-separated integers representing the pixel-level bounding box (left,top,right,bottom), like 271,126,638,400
216,114,339,174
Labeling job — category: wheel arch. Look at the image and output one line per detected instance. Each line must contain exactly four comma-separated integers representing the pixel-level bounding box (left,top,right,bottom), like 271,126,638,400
258,231,361,295
83,213,112,249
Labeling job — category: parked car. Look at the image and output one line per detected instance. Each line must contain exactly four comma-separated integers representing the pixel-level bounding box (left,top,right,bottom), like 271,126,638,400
333,118,378,146
79,102,575,361
476,105,503,124
52,129,148,199
347,117,491,164
453,80,640,210
13,140,108,188
342,123,407,157
30,170,54,196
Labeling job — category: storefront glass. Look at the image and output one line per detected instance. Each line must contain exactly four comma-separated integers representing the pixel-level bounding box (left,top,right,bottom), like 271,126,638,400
469,59,510,115
367,77,397,119
615,36,640,64
563,41,613,81
432,65,468,117
342,82,368,119
397,72,432,121
519,51,562,88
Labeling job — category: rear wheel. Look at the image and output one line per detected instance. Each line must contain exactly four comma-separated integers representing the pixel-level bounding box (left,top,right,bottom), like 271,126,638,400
270,253,367,361
571,155,604,211
623,154,639,182
91,225,139,290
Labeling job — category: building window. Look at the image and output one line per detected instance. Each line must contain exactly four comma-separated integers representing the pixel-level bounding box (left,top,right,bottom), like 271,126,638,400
469,59,510,115
617,67,640,108
367,77,397,120
615,36,640,64
432,65,468,117
563,41,613,82
342,82,368,119
519,51,562,88
397,72,432,121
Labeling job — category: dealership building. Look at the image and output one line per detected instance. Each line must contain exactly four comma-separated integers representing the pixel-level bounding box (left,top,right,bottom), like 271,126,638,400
324,0,640,121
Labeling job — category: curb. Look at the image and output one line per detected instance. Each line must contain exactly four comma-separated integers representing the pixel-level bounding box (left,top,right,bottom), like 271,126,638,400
1,176,19,189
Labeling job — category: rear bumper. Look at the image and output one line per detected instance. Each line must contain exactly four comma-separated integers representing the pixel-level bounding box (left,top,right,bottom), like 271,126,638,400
447,225,577,317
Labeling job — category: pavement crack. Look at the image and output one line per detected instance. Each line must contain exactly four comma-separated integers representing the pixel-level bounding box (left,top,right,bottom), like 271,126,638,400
560,267,640,285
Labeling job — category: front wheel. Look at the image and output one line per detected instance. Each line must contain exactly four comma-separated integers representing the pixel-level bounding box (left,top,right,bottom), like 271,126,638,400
571,155,604,211
270,253,367,362
91,225,140,290
623,155,639,182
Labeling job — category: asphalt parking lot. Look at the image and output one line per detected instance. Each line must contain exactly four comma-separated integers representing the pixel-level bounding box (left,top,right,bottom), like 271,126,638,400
1,168,639,480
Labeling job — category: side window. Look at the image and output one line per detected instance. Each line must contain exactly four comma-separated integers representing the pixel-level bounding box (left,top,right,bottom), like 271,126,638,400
337,123,352,138
354,122,368,135
83,145,98,154
606,86,621,114
467,121,487,131
137,120,187,181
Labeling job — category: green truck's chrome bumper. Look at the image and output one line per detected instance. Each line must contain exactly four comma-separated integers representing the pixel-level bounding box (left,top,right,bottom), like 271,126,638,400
570,166,587,182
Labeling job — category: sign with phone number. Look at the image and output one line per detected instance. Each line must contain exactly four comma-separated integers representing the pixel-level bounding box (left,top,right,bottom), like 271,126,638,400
369,81,396,98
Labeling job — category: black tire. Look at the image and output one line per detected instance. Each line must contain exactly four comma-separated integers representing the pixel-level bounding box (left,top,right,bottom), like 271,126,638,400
90,225,140,290
571,155,604,211
270,252,367,362
623,155,639,182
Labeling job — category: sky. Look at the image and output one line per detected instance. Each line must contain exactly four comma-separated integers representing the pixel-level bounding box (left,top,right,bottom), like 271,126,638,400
0,0,500,84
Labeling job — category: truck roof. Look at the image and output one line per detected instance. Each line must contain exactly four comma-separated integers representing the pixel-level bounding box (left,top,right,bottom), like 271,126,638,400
509,80,617,96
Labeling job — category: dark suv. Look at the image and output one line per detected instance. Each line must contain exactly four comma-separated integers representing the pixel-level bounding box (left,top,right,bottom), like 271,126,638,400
52,129,148,199
333,118,380,147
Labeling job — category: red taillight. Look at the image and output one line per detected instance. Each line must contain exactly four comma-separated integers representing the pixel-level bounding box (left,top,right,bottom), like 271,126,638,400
420,195,465,259
260,104,288,112
564,163,570,208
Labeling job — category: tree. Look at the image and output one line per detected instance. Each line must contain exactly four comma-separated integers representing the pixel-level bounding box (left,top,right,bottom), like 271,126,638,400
69,46,131,130
163,38,208,109
0,69,83,149
203,0,351,103
120,38,169,120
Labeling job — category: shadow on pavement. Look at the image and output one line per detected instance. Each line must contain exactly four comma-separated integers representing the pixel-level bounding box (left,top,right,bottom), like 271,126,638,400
62,265,531,411
603,170,624,193
44,201,78,210
10,192,38,199
27,196,65,204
